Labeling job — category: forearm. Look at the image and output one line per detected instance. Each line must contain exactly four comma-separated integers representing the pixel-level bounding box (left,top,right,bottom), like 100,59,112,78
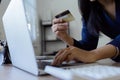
62,35,74,46
90,44,117,61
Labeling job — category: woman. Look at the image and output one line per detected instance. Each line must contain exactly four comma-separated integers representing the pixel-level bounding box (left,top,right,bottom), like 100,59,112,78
51,0,120,66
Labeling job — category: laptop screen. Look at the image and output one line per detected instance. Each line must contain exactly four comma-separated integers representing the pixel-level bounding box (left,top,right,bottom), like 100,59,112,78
2,0,39,75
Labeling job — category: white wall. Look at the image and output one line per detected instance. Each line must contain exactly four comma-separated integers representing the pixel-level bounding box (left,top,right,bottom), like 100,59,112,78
98,33,111,47
0,0,10,40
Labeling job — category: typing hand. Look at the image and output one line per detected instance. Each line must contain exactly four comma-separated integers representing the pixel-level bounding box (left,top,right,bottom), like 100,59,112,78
51,46,94,66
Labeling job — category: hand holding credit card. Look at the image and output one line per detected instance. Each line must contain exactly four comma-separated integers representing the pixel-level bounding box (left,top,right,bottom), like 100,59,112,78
55,10,75,22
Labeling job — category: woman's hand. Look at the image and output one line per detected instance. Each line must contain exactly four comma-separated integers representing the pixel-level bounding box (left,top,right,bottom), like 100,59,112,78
51,18,74,46
52,18,69,40
52,46,96,66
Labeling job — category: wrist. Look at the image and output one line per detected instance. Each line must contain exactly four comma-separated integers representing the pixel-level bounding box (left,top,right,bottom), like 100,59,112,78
87,50,99,63
77,50,97,63
86,50,98,63
111,47,119,59
64,36,74,46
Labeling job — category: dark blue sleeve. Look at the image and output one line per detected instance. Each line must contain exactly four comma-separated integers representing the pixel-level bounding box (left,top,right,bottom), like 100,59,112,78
73,18,99,50
108,35,120,62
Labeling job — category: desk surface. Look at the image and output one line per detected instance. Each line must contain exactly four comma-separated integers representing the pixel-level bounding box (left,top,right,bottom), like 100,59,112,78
0,64,59,80
0,59,120,80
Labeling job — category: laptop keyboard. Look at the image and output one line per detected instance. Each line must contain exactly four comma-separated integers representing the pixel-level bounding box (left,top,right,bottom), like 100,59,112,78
37,59,83,69
36,56,54,60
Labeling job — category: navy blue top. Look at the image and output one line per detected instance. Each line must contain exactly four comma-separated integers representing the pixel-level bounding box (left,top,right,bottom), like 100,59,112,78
73,0,120,62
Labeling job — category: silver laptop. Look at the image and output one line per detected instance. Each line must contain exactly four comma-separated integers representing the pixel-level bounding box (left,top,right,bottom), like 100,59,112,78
2,0,54,75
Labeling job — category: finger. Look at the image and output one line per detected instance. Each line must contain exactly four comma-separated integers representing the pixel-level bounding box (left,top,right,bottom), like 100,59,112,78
51,25,58,33
51,49,65,65
58,48,71,64
52,56,63,66
55,56,63,66
57,22,68,26
52,18,63,24
54,49,65,59
52,23,68,32
52,48,70,66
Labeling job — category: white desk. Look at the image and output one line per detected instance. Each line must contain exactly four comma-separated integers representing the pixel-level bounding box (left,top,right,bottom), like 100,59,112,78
0,64,59,80
0,59,120,80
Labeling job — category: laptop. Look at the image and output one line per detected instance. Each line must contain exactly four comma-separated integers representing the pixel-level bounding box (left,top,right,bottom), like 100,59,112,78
2,0,54,75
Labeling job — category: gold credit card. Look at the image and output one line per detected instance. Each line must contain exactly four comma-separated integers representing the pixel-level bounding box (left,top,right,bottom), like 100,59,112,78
55,10,75,22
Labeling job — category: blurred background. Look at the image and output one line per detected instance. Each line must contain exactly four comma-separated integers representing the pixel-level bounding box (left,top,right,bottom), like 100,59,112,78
0,0,111,56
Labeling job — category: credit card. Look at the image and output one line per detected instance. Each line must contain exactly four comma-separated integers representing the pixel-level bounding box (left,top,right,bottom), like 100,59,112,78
55,10,75,22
